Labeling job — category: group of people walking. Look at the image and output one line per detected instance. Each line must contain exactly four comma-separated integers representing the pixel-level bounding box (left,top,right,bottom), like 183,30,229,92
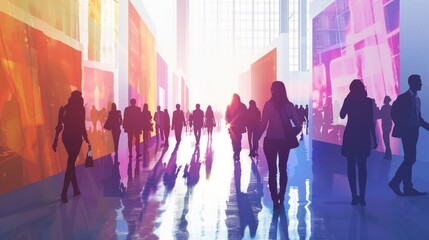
110,100,222,158
52,75,428,209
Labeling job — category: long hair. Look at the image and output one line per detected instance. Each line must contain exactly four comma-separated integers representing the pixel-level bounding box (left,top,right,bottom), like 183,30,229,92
348,79,367,100
206,105,213,113
248,100,257,110
63,91,84,129
270,81,289,110
68,90,83,107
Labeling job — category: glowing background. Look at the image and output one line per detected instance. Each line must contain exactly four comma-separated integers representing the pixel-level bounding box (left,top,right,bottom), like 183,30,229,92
312,0,400,154
128,0,156,109
157,54,168,108
251,49,277,107
83,65,115,158
0,11,82,194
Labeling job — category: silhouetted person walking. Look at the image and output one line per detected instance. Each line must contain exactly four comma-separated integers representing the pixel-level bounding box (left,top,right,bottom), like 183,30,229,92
90,105,98,132
205,105,216,138
99,107,107,133
185,110,190,132
154,106,164,142
257,81,301,209
246,100,261,158
163,109,171,148
105,103,122,158
172,104,186,144
380,96,393,160
340,79,377,206
226,94,247,160
192,104,204,145
123,99,141,159
389,74,429,196
52,91,90,203
141,103,153,150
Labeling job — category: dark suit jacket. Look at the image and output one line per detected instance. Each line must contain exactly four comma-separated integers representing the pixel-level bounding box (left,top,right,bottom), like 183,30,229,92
123,105,142,133
192,109,205,129
391,91,429,138
172,110,186,127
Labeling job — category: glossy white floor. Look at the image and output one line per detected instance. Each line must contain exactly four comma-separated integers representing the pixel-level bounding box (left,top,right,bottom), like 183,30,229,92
1,128,429,239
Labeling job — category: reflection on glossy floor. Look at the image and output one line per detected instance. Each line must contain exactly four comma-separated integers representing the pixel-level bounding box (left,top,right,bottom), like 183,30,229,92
1,129,429,239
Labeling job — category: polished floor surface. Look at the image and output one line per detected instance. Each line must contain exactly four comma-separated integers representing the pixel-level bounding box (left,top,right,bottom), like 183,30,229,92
1,128,429,239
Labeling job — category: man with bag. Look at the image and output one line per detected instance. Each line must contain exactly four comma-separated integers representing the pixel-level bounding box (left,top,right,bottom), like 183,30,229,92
389,74,429,196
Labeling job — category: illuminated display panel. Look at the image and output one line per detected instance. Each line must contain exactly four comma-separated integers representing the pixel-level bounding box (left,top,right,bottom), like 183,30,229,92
7,0,80,40
83,66,115,158
157,54,168,109
88,0,101,61
128,1,156,110
0,12,82,194
251,49,277,107
312,0,400,153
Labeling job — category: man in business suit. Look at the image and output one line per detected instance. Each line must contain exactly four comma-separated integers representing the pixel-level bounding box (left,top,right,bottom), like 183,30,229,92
192,104,204,145
389,74,429,196
123,99,142,159
172,104,186,144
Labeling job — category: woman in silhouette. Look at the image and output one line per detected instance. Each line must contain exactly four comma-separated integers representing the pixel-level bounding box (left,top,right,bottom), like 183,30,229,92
380,96,393,160
52,91,90,203
141,103,153,150
340,79,377,206
257,81,301,209
205,105,216,138
225,94,247,160
246,100,261,157
105,103,122,158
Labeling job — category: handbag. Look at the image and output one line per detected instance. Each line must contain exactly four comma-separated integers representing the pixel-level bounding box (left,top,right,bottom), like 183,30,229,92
277,106,300,149
104,117,112,130
85,145,94,168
